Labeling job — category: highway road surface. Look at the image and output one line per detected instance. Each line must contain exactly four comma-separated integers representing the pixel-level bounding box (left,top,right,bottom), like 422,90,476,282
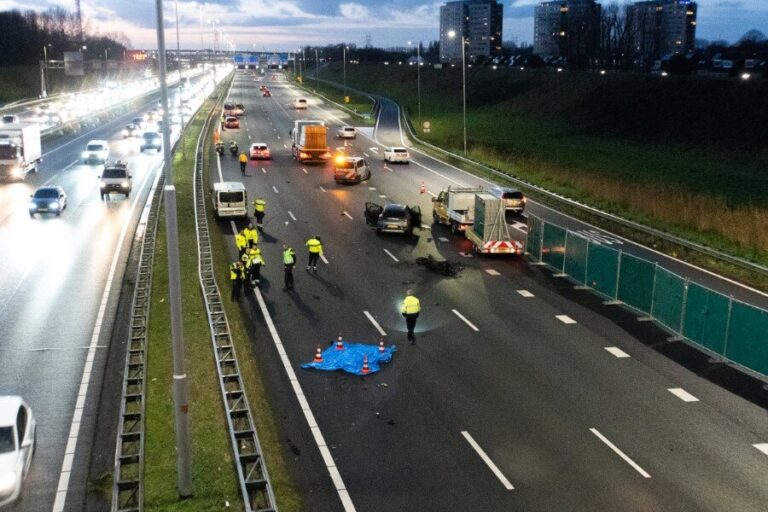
210,70,768,511
0,69,218,512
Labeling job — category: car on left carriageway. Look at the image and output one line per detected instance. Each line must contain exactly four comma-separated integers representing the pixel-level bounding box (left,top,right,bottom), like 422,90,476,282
29,185,67,217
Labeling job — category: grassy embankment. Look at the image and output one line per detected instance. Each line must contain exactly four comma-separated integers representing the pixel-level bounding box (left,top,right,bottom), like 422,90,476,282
290,70,375,124
144,78,300,511
320,62,768,290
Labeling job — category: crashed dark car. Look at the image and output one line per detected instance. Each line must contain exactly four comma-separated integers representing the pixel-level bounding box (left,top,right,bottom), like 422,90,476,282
365,202,421,235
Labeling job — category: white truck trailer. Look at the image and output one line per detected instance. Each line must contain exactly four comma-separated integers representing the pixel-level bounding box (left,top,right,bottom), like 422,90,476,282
0,123,42,180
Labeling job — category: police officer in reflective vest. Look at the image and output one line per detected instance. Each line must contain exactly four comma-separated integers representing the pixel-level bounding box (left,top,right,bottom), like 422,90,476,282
239,152,248,175
305,235,323,273
247,246,265,286
230,260,245,301
282,244,296,291
244,222,258,248
240,252,253,294
401,289,421,344
235,229,247,258
253,197,266,229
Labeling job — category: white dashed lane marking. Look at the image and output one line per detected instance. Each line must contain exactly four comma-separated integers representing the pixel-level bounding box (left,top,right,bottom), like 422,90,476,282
604,347,630,358
452,309,479,332
343,211,353,220
517,290,534,298
272,185,279,194
590,428,651,479
288,211,297,221
461,431,514,490
754,444,768,456
556,315,576,324
485,269,501,276
364,311,387,336
667,388,699,402
383,249,399,262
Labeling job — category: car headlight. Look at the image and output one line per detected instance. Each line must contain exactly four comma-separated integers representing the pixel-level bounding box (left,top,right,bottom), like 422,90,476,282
29,202,37,210
49,201,60,209
0,471,17,493
82,151,88,158
121,181,129,188
101,181,107,187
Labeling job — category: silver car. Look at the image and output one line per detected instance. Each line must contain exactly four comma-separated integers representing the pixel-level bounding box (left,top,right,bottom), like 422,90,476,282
0,396,36,507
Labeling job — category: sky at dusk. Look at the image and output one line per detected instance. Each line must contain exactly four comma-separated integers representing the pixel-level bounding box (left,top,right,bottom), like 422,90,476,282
0,0,765,51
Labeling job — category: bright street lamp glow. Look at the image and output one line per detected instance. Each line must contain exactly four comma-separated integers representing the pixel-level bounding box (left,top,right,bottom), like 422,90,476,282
448,30,456,38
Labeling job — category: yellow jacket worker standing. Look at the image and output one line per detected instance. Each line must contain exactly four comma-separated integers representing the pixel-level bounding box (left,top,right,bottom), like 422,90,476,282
253,198,266,229
235,230,247,258
401,289,421,345
305,235,323,273
244,223,258,248
239,153,247,175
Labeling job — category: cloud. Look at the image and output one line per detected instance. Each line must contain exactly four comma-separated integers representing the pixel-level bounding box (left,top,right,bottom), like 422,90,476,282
339,2,369,19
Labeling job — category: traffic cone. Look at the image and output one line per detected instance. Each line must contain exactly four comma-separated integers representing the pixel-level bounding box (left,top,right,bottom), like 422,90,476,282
419,181,426,194
361,355,370,375
313,345,323,363
378,339,385,353
335,335,345,350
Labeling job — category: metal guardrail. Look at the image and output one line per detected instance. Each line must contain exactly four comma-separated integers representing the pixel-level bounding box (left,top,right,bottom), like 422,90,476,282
110,76,221,512
394,105,768,279
111,167,164,512
192,77,279,512
291,75,377,121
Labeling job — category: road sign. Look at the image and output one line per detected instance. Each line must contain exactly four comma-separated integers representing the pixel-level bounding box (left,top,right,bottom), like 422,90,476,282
64,52,84,76
423,121,431,133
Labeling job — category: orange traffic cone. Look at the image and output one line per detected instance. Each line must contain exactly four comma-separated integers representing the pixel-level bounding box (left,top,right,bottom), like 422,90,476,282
313,345,323,363
361,355,370,375
378,339,385,353
335,335,345,350
419,181,426,194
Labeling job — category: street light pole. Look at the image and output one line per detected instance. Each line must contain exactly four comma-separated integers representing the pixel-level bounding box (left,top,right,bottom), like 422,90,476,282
315,48,319,92
41,45,49,98
175,0,185,140
409,40,422,126
343,45,347,100
153,0,191,498
461,34,467,155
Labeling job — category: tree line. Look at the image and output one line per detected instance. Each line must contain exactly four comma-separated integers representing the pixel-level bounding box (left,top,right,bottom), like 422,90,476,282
0,7,130,66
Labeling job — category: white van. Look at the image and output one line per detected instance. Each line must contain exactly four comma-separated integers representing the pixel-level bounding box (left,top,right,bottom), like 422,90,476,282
211,181,248,218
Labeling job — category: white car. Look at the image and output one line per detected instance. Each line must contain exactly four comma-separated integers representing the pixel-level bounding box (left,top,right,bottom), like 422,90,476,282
0,396,36,507
293,98,308,109
383,147,410,164
337,126,356,139
82,140,110,164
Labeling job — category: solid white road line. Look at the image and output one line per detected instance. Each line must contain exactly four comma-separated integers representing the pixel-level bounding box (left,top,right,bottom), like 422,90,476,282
590,428,651,478
288,211,297,221
343,211,353,220
485,269,501,276
461,431,514,491
604,347,631,358
517,290,534,298
383,249,399,262
667,388,699,402
53,160,160,512
272,185,279,194
364,311,388,336
452,309,480,332
253,289,357,511
754,444,768,456
556,315,577,324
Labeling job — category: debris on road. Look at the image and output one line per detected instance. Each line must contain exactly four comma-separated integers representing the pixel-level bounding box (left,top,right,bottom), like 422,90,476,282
416,255,464,277
302,340,396,376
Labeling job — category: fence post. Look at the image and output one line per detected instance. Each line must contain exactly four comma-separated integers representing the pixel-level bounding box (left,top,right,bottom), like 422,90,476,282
639,262,658,321
574,238,590,290
613,250,622,300
666,277,688,341
554,230,568,277
721,296,734,361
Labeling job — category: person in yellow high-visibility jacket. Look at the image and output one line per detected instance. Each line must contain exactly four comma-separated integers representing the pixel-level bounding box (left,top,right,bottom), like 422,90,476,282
305,235,323,273
244,223,258,248
235,229,247,258
246,246,265,285
401,289,421,345
253,197,266,229
239,153,247,175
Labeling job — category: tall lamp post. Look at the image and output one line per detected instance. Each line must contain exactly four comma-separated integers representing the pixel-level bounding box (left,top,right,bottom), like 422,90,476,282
408,40,422,126
153,0,192,497
41,44,51,98
448,29,467,155
342,44,348,100
315,48,319,92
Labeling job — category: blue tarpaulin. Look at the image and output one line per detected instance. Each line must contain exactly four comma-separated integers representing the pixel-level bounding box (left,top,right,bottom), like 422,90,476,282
301,341,396,376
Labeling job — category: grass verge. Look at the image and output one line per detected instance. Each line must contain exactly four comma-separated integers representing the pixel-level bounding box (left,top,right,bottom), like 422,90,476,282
144,87,241,510
317,63,768,291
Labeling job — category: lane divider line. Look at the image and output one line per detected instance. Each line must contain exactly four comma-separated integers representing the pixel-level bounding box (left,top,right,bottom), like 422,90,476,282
485,269,501,276
667,388,699,402
589,428,651,479
363,311,387,336
517,290,534,298
461,431,514,490
288,211,297,221
754,444,768,456
262,167,267,174
342,211,353,220
253,288,357,511
379,195,387,199
272,185,279,194
302,168,308,174
383,249,399,262
319,186,327,192
452,309,479,332
604,347,631,358
556,315,576,324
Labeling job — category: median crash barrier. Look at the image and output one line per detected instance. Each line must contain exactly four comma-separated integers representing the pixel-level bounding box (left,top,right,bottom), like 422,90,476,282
526,214,768,378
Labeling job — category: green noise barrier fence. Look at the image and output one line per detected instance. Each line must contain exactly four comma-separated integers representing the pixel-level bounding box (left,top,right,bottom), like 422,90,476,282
526,215,768,378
